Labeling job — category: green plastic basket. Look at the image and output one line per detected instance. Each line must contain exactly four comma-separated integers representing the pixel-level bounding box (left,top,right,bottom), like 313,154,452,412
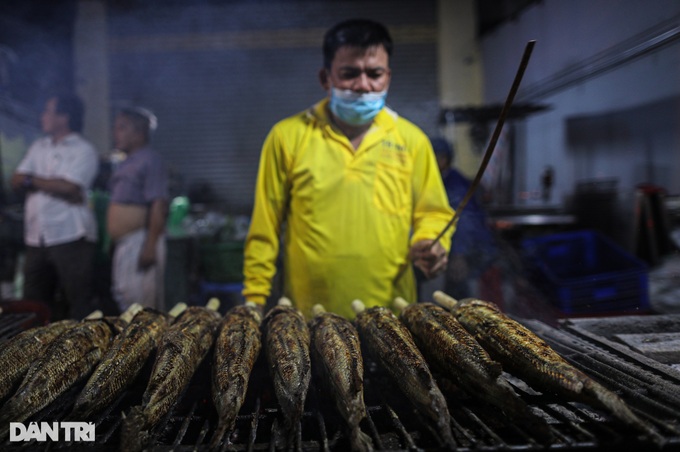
199,240,245,283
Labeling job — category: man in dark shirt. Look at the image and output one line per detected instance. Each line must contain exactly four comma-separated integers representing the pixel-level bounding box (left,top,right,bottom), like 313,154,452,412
431,137,499,299
107,107,168,311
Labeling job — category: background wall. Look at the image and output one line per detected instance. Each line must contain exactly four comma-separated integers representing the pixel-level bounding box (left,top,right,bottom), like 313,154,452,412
104,0,440,214
4,0,680,237
480,0,680,244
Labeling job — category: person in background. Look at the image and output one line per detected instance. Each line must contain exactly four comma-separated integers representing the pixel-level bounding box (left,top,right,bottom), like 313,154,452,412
11,93,99,320
243,19,454,319
431,137,499,301
107,106,168,311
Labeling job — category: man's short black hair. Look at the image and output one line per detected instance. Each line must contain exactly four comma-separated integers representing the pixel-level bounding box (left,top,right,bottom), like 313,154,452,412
323,19,393,69
54,93,85,133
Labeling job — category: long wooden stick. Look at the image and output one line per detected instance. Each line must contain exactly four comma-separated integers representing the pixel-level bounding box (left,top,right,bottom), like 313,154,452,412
428,40,536,250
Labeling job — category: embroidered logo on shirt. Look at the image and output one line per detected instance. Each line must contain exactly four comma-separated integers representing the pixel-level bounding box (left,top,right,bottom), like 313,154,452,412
380,140,408,166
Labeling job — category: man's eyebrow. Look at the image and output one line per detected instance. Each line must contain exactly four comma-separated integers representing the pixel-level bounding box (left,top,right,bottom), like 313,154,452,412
337,65,387,72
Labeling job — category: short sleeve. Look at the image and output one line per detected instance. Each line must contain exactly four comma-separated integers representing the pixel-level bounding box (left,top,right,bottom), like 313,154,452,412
15,141,40,174
143,152,169,202
60,142,99,188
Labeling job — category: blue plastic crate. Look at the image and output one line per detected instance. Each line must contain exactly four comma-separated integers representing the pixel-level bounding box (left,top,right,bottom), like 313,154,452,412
522,230,649,314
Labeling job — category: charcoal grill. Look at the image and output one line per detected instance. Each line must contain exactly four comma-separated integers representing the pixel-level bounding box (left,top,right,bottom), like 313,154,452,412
2,315,680,451
0,312,39,342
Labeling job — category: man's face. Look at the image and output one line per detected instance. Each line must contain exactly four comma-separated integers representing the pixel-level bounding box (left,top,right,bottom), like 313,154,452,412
113,114,139,153
322,44,391,94
40,97,68,135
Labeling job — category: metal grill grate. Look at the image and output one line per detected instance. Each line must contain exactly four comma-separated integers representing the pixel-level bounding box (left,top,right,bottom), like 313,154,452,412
0,312,38,342
3,318,680,451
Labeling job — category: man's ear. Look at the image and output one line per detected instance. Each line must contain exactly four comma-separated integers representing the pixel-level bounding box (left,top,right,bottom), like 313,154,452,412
319,68,329,91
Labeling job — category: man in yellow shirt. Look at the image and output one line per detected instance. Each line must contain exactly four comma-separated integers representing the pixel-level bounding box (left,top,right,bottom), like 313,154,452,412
243,19,454,319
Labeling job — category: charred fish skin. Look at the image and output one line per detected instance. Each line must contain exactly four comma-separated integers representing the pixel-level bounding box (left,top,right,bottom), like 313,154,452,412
210,305,262,449
450,298,582,390
0,319,76,402
355,306,456,449
126,306,220,439
451,297,662,443
70,308,170,419
310,311,373,452
399,303,552,443
262,304,312,445
0,319,117,439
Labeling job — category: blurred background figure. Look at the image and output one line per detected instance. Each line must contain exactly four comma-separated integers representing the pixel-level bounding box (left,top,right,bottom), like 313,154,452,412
10,93,99,320
107,106,168,312
431,137,501,302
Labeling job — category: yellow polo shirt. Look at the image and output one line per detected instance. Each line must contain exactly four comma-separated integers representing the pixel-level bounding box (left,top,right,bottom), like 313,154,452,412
243,99,454,319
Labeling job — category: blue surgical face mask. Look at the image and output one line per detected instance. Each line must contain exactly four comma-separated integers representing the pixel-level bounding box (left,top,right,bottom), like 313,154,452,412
329,87,388,126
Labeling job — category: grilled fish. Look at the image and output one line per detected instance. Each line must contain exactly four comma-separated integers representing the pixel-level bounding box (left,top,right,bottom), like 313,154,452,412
394,298,552,443
0,313,120,440
0,319,76,402
210,303,262,449
262,297,311,449
69,304,183,419
122,300,221,452
352,300,456,449
433,291,662,444
309,304,373,452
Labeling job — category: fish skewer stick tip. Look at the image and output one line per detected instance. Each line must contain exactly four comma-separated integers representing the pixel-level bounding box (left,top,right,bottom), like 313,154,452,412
278,297,293,307
392,297,410,312
350,300,365,314
311,304,326,316
84,310,103,320
168,302,188,317
243,301,263,321
207,297,221,311
433,291,458,310
120,303,143,323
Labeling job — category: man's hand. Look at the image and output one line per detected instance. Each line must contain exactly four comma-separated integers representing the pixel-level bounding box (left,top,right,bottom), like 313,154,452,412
11,173,84,204
138,239,157,270
410,239,448,280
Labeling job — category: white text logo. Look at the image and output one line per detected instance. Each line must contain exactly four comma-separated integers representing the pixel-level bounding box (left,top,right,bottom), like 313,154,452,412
9,422,95,442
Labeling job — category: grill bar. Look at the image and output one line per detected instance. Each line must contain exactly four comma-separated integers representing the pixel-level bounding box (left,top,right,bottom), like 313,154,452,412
562,316,680,382
363,407,384,450
0,312,38,342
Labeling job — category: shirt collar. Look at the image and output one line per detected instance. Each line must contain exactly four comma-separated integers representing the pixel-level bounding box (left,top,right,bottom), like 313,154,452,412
48,132,79,146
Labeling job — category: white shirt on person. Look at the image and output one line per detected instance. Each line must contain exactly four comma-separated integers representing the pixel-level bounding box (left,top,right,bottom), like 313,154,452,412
16,133,98,246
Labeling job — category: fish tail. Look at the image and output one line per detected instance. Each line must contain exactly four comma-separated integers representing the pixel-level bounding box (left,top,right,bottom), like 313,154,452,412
583,379,665,447
284,419,301,451
121,405,150,452
505,395,553,444
0,399,26,440
349,426,374,452
438,419,457,449
486,379,553,444
209,419,233,450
